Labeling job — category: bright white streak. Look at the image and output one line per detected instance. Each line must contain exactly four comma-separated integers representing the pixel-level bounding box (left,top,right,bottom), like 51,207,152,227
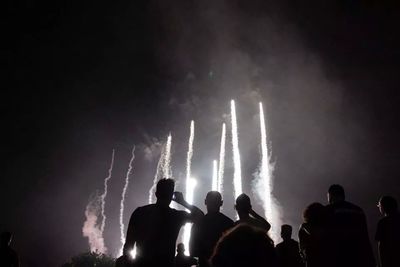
182,121,195,255
212,160,218,191
259,103,272,219
186,121,195,188
100,149,115,234
231,100,243,199
183,178,197,255
119,146,136,252
163,133,172,178
258,102,280,241
218,123,226,193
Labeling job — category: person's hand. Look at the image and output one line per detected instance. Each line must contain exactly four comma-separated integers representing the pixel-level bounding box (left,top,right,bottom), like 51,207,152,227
173,191,185,205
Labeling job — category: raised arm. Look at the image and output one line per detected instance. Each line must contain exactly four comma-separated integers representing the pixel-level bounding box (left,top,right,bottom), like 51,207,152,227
173,191,204,223
249,208,271,231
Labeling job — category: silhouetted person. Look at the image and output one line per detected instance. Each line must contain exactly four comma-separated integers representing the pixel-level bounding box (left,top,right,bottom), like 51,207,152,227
0,232,19,267
234,193,271,232
174,243,197,267
211,224,277,267
326,184,375,267
190,191,234,267
375,196,400,267
276,225,303,267
298,203,330,267
123,178,204,267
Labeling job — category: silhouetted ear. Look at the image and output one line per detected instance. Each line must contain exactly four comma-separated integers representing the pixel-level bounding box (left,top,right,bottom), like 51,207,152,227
220,200,224,207
204,199,207,205
155,190,159,199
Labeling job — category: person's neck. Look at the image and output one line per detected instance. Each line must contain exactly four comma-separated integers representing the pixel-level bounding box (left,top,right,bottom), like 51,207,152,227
238,212,250,220
156,200,170,208
207,209,220,215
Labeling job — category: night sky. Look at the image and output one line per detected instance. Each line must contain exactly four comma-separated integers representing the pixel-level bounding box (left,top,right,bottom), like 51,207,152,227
3,1,400,266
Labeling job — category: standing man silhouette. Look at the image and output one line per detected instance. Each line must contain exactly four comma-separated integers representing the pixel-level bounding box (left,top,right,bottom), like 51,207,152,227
190,191,234,267
234,193,271,232
123,178,204,267
326,184,375,267
276,225,303,267
375,196,400,267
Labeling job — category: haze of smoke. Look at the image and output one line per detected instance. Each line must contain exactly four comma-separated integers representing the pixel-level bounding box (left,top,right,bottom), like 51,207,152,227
231,100,243,199
218,123,226,194
119,146,136,252
148,134,172,204
82,192,107,254
100,149,115,234
212,159,219,191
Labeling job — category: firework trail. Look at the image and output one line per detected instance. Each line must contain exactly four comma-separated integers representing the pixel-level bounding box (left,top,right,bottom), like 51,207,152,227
255,102,280,241
218,123,226,193
82,192,107,253
186,121,195,187
119,146,136,251
100,149,115,234
231,100,243,199
163,133,172,178
212,160,218,191
182,121,195,255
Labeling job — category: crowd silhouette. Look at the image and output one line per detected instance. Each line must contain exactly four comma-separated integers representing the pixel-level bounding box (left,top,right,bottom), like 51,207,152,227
1,179,399,267
114,179,400,267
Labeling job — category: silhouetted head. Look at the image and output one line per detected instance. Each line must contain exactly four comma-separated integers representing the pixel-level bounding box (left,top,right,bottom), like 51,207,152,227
177,243,185,255
280,224,292,241
205,191,223,213
0,232,12,247
378,196,398,216
235,193,251,216
211,224,275,267
303,202,327,225
155,178,175,206
328,184,345,204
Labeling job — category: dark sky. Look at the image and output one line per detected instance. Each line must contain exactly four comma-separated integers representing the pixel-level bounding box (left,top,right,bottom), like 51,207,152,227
3,1,400,266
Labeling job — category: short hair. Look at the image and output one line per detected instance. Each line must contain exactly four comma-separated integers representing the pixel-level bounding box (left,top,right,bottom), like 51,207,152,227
211,224,276,267
177,243,185,251
328,184,345,198
206,191,222,202
379,196,398,214
156,178,175,199
235,193,251,212
281,224,292,235
303,202,327,225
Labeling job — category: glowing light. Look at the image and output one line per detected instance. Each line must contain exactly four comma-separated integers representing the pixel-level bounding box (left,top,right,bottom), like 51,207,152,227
119,146,136,254
186,121,195,191
212,160,218,191
218,123,226,193
130,244,137,259
183,177,197,255
100,149,115,234
163,133,173,178
231,100,243,199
